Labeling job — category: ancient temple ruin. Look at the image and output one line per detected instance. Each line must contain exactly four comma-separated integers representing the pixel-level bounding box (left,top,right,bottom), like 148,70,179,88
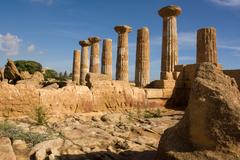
0,5,239,118
72,4,240,108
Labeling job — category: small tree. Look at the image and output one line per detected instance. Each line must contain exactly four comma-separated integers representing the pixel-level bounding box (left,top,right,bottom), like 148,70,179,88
44,69,58,80
63,71,68,79
59,72,63,78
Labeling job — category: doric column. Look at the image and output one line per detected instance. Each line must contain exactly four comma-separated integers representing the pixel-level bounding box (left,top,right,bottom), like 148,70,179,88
114,25,132,81
101,39,112,78
159,5,182,80
88,37,101,73
197,27,218,64
72,50,81,85
135,27,150,87
79,40,90,85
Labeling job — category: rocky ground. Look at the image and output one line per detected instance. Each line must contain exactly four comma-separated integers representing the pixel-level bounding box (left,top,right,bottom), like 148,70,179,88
0,107,183,160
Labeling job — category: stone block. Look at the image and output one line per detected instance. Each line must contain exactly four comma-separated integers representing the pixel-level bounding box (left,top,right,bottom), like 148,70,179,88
145,89,163,99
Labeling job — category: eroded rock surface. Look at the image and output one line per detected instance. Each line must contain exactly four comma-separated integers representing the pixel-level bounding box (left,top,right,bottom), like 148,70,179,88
4,59,22,83
0,137,16,160
156,63,240,160
0,108,183,160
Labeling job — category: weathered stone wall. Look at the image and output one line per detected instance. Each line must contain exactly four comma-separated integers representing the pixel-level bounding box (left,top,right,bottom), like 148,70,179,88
223,69,240,89
0,74,169,118
0,82,94,117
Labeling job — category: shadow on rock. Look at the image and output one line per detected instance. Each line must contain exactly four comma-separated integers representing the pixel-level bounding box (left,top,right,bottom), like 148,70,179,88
54,150,157,160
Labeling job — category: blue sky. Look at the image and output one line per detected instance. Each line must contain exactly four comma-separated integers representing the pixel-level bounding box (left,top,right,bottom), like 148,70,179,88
0,0,239,80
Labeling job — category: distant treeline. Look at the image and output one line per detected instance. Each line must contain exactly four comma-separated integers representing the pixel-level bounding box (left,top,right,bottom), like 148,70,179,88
14,60,72,80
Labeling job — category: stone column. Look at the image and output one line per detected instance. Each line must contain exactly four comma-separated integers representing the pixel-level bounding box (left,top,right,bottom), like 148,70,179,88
72,50,81,85
114,25,132,81
197,27,218,64
159,5,182,80
88,37,101,73
135,27,150,87
79,40,90,85
101,39,112,78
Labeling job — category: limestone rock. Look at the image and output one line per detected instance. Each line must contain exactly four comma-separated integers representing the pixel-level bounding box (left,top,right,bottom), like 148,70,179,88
12,140,29,160
31,71,44,82
16,71,44,88
43,83,59,89
0,68,4,81
4,59,22,83
0,137,16,160
86,73,147,112
20,71,32,79
156,63,240,160
85,73,112,89
29,138,64,160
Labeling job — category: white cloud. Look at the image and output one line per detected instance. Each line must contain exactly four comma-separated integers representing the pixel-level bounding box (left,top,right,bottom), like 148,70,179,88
0,33,22,56
27,43,36,53
31,0,54,5
218,44,240,51
210,0,240,6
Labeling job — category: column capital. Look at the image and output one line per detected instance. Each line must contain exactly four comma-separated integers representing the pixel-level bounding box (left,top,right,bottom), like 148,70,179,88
74,49,80,53
114,25,132,34
88,37,101,44
138,27,149,32
103,38,112,42
197,27,216,33
79,40,90,47
158,5,182,17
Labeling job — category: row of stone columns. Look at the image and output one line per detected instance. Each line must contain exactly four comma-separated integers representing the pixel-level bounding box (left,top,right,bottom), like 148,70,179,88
72,5,218,87
72,25,151,87
73,38,114,85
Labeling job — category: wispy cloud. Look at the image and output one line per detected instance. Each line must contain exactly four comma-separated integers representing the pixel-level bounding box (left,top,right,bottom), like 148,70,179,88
210,0,240,7
0,33,22,56
27,43,36,53
31,0,54,6
218,44,240,51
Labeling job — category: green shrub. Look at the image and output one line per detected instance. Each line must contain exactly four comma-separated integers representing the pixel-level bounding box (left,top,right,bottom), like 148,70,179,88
0,122,48,147
34,106,48,125
14,60,42,74
144,109,162,119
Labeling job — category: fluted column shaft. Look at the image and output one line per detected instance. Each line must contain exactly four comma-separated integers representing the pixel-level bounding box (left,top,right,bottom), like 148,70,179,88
162,17,178,73
101,39,112,78
115,25,132,81
197,27,218,64
72,50,81,85
159,5,182,80
89,37,101,73
79,40,90,85
135,27,150,87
